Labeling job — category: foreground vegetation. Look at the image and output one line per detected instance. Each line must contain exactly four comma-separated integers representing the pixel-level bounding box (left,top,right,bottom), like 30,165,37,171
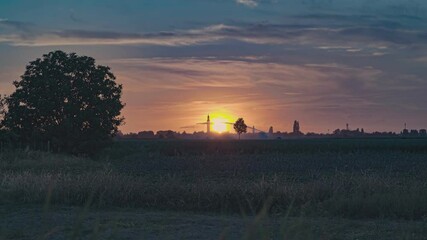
2,139,427,218
2,205,427,240
2,138,427,239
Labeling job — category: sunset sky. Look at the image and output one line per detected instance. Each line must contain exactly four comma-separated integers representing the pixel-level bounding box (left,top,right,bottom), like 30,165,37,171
1,0,427,133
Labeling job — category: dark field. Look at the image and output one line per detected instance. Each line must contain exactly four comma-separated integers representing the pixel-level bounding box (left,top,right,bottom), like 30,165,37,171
2,138,427,239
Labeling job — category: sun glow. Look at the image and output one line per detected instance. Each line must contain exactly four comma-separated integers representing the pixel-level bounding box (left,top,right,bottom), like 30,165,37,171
209,113,235,133
211,117,228,133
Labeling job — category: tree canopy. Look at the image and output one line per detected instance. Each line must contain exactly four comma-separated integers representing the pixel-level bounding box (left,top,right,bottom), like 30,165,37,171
233,118,247,140
3,50,124,154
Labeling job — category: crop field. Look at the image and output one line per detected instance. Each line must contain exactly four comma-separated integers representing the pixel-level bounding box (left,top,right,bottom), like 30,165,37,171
2,138,427,239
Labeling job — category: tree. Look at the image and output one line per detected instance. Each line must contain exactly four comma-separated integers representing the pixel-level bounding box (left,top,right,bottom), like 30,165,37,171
0,95,5,127
268,126,274,134
3,51,124,154
233,118,247,140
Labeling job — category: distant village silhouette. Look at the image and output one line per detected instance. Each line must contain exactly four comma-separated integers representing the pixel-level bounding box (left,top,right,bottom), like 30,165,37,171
118,115,427,140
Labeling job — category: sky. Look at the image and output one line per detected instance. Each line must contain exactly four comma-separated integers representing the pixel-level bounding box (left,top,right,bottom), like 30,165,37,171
1,0,427,133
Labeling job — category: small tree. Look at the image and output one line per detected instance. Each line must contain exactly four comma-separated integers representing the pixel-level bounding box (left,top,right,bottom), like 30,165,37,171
233,118,247,140
3,51,124,154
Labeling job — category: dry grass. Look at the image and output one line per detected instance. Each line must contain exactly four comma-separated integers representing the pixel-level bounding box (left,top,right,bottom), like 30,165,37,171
2,139,427,220
1,205,427,240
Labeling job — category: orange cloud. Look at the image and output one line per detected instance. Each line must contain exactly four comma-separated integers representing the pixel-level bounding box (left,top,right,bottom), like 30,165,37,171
106,57,390,133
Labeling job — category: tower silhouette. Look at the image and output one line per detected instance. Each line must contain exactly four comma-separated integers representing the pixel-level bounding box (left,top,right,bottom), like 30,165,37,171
293,120,300,134
196,114,213,135
207,115,211,134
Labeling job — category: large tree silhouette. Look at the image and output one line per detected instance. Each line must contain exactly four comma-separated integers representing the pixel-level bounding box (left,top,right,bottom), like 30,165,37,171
3,51,124,154
233,118,247,140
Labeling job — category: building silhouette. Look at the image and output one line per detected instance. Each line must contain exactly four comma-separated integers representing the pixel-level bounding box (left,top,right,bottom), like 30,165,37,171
293,120,301,134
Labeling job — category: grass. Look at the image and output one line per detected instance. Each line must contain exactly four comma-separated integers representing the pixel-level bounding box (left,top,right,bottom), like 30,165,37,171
2,205,427,240
2,138,427,239
2,139,427,218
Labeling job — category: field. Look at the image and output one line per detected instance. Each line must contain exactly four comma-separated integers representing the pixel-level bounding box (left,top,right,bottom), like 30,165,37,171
2,138,427,239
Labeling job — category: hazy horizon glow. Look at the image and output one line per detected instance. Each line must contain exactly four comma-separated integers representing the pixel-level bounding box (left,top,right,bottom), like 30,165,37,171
1,0,427,133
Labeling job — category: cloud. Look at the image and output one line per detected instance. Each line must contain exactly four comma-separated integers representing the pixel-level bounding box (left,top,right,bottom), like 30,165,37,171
1,13,427,51
0,18,33,32
2,22,427,49
0,26,225,46
236,0,258,8
414,56,427,62
293,13,404,29
107,56,424,133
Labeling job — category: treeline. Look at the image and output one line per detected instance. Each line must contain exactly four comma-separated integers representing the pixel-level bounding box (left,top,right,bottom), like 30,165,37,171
118,128,427,140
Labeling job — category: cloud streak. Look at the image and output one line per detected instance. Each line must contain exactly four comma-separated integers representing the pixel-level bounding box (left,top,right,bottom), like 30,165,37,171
236,0,258,8
0,18,32,31
2,20,427,50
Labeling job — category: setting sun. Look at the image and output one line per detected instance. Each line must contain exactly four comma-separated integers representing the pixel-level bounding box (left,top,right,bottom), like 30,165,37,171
211,117,228,133
209,113,235,133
